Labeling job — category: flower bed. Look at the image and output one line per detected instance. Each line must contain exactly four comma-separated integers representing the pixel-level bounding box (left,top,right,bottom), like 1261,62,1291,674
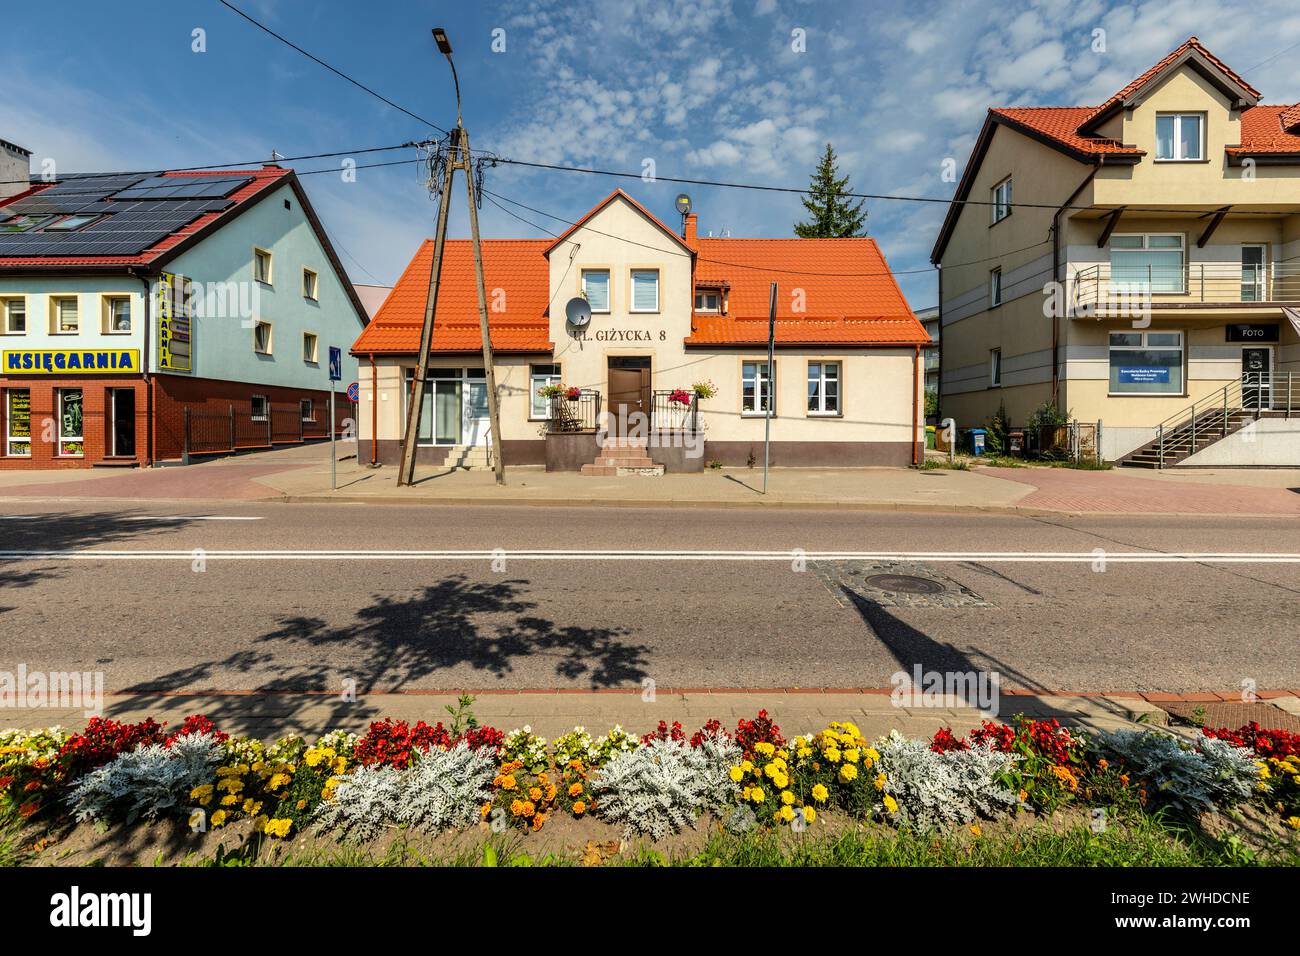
2,711,1298,853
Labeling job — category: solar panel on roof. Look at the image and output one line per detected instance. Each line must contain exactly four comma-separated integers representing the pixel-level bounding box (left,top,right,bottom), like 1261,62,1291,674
111,174,252,200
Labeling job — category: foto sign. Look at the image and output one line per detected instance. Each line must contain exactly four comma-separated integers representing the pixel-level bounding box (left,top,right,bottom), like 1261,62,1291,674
1226,323,1279,343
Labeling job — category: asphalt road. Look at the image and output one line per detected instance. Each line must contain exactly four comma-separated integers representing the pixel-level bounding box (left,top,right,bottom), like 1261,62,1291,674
0,499,1296,695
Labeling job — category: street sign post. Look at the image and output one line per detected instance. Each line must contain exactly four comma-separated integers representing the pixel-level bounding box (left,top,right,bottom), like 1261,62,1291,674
328,347,342,491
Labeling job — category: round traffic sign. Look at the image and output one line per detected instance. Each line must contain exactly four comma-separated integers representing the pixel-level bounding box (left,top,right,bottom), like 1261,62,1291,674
346,381,360,403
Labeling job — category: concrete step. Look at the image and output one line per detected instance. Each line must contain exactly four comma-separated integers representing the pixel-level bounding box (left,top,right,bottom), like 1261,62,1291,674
593,456,656,467
616,465,665,477
580,463,666,477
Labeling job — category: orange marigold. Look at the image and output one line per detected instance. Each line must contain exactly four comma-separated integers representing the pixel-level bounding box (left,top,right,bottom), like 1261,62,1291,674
569,782,584,797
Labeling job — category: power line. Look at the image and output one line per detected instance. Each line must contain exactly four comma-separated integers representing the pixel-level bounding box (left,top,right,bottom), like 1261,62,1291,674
217,0,449,136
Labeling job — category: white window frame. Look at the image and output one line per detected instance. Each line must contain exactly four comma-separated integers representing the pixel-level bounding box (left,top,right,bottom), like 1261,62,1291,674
253,247,273,285
52,296,79,334
6,388,31,457
991,178,1012,224
1,297,25,335
1109,233,1186,294
102,295,132,334
302,267,318,301
742,360,775,416
990,267,1003,307
57,388,83,457
694,290,721,312
1107,330,1185,396
581,269,611,313
529,363,561,419
250,394,269,422
253,320,273,355
630,269,660,313
303,331,319,364
806,361,841,416
300,398,315,422
1155,112,1205,162
990,348,1002,387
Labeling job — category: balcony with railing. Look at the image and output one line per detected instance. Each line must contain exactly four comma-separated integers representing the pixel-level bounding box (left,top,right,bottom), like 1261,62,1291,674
1071,261,1300,315
649,389,702,434
544,389,600,433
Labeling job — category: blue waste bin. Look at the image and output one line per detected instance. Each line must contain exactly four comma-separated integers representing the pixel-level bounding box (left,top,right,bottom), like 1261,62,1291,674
967,428,987,456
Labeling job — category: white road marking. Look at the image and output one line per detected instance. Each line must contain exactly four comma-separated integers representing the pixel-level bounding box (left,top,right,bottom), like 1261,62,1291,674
0,549,1297,563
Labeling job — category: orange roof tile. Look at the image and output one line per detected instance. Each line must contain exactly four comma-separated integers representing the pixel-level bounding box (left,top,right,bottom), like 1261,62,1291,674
1229,104,1300,157
989,107,1143,159
351,239,553,354
688,237,927,347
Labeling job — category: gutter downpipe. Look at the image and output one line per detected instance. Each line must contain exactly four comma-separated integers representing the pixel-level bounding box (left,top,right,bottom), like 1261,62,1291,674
369,353,378,466
912,344,920,466
1052,164,1101,405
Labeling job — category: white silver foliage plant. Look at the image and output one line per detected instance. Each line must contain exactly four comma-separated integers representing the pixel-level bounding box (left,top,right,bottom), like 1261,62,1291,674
875,730,1020,830
1098,730,1259,812
313,742,496,842
66,733,225,824
591,730,741,839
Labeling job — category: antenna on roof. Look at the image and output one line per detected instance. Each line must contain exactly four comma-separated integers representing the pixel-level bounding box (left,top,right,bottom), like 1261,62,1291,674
270,149,284,163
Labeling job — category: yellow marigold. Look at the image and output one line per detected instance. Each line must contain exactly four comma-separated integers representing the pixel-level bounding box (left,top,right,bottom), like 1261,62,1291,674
740,760,754,773
864,748,880,763
1285,816,1300,830
843,748,860,764
749,787,765,804
825,748,842,764
499,775,517,791
773,773,790,790
729,766,744,783
538,772,549,784
217,777,243,793
268,773,291,790
839,764,858,783
242,798,262,815
811,784,829,803
220,795,238,807
803,806,816,824
296,799,307,811
873,772,887,791
264,818,292,838
797,747,812,759
569,782,584,797
528,786,543,802
190,784,213,800
510,799,524,816
545,784,558,802
303,748,327,768
573,801,586,815
332,757,347,775
883,794,899,814
521,801,536,818
777,805,796,823
842,722,862,739
780,790,795,805
755,742,775,757
531,813,545,831
210,810,228,828
764,763,778,778
969,824,982,838
216,766,238,777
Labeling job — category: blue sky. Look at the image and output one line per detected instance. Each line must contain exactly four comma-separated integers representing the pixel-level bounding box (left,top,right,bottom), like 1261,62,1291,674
4,0,1300,309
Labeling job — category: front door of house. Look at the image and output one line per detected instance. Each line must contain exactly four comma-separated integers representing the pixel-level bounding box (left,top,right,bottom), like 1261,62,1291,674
110,388,135,457
1241,346,1272,410
608,357,651,435
462,371,490,446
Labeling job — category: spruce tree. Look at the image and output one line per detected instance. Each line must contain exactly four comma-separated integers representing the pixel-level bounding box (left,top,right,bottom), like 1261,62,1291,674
794,143,867,238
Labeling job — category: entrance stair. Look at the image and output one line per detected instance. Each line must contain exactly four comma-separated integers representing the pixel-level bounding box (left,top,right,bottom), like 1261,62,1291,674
580,437,664,476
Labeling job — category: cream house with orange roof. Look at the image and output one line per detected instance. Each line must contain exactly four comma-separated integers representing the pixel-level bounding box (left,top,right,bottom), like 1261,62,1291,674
352,190,928,473
932,37,1300,466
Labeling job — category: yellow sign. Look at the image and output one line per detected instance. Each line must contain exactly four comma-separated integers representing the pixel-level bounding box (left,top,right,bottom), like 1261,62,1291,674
157,271,193,371
3,349,141,375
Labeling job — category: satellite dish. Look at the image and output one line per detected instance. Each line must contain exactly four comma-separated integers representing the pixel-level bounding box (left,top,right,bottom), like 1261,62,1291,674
675,193,692,216
564,296,592,327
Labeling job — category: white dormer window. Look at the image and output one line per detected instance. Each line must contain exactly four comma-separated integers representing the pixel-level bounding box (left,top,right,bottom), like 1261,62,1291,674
1155,113,1203,161
992,178,1012,224
631,269,659,312
694,290,721,312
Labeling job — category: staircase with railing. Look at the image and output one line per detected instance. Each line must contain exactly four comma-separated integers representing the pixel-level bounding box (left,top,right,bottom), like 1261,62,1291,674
1118,372,1298,468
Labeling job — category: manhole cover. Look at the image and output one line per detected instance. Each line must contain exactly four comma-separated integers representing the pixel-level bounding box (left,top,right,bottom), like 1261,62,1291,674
863,573,946,594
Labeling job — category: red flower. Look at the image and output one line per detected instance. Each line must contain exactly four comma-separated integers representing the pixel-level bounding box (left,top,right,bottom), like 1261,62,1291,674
1202,722,1300,759
734,710,785,757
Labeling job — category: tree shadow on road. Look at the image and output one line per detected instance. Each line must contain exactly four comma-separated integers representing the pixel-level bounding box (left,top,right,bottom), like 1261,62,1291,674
109,574,651,738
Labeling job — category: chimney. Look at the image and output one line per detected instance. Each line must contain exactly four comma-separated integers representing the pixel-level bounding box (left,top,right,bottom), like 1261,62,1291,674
683,213,698,247
0,138,33,201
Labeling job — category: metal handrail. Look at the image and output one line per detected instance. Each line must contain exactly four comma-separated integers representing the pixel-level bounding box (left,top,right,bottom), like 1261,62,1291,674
1144,371,1296,467
1073,261,1300,310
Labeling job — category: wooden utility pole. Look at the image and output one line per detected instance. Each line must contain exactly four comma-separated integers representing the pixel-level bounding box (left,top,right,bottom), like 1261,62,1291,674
398,28,506,486
462,127,506,485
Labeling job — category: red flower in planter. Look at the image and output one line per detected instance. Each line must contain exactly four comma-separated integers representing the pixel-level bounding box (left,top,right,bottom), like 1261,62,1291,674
565,386,582,401
667,388,692,406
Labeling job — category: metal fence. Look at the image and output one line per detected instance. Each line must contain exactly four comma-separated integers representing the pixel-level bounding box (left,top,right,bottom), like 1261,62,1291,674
545,389,600,433
650,390,701,433
183,400,351,463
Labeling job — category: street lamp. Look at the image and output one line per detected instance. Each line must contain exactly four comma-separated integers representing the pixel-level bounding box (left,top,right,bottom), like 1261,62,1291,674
431,27,462,129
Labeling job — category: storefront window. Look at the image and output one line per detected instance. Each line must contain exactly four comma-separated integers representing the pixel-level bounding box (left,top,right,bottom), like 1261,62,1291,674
807,362,840,415
1108,331,1184,394
742,361,774,415
530,364,561,418
6,389,30,456
58,388,83,456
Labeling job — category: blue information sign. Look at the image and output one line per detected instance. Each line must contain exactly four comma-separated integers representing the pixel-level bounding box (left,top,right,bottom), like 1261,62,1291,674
328,346,342,382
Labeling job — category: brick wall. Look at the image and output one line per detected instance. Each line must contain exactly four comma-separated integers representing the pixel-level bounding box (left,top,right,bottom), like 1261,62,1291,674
0,376,146,469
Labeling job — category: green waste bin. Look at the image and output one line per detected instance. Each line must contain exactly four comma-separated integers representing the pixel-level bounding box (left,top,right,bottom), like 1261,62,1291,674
925,425,936,450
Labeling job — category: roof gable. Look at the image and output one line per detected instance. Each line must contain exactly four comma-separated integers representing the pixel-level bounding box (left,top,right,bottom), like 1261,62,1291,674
542,189,693,257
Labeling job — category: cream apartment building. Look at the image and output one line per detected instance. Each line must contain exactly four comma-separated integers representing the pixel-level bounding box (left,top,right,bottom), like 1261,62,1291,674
353,190,929,473
932,37,1300,465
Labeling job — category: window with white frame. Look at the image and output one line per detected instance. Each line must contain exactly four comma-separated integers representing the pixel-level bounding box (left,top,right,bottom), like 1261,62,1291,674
990,348,1002,387
631,269,659,312
254,320,273,354
807,361,840,415
742,360,774,415
57,388,83,457
300,398,314,422
254,247,273,284
2,297,24,334
1155,113,1204,161
990,267,1003,306
581,269,610,312
6,389,31,457
251,394,269,421
1110,234,1185,293
1108,330,1184,394
52,296,79,333
530,363,561,418
103,296,131,333
992,178,1012,223
303,331,319,363
694,289,721,312
303,267,318,300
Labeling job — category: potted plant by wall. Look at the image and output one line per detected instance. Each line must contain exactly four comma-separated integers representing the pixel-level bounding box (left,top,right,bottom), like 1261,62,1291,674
538,383,583,432
1028,401,1071,459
